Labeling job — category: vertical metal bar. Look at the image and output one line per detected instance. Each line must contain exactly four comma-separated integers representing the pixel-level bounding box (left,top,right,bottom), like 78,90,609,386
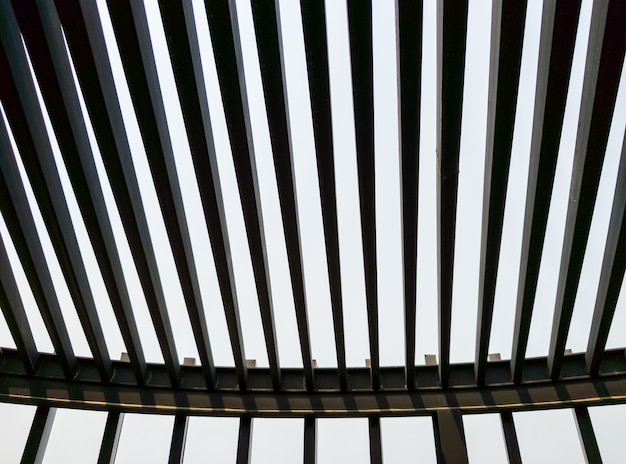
433,410,468,464
21,406,55,464
369,416,383,464
573,407,603,464
304,417,316,464
436,0,469,387
548,0,626,380
500,411,522,464
396,0,422,391
510,0,582,383
98,412,124,464
299,0,348,391
156,0,248,390
168,415,188,464
250,0,315,391
474,0,527,385
346,0,380,391
586,132,626,375
204,0,281,390
236,417,253,464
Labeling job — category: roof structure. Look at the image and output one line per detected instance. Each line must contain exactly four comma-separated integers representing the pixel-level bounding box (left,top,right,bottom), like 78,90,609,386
0,0,625,462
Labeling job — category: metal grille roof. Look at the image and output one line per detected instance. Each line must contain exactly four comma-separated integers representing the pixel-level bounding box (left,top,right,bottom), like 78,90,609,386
0,0,625,462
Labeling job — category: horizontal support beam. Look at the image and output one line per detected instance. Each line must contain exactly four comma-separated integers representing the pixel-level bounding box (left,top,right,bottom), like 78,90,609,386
1,349,626,417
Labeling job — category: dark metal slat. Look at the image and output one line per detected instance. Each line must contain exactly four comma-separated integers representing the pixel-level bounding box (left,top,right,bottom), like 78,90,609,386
168,415,188,464
304,417,316,464
433,410,468,464
474,0,527,385
0,233,39,374
106,0,215,388
346,0,380,391
205,0,281,390
97,412,124,464
1,0,111,382
500,411,522,464
369,416,383,464
510,0,582,383
586,132,626,375
573,406,603,464
157,0,248,390
21,406,55,464
0,247,38,374
0,75,75,380
397,0,422,390
236,417,253,464
18,0,149,384
250,0,315,392
299,0,347,391
56,0,180,386
436,0,469,387
548,0,626,380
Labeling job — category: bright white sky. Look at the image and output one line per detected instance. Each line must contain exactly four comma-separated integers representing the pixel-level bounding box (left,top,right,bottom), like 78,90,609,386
0,0,626,462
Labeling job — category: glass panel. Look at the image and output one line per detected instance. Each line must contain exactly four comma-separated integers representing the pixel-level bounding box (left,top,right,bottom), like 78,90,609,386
318,418,369,463
0,403,37,464
514,409,585,463
251,418,303,463
589,404,626,464
43,409,107,464
463,413,508,463
184,417,239,464
381,416,437,464
115,413,174,464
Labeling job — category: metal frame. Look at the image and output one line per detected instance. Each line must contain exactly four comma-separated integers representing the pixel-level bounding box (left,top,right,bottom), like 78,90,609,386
0,0,625,461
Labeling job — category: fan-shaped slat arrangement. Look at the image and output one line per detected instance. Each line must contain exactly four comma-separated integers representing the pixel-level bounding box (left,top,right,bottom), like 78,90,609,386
0,0,624,462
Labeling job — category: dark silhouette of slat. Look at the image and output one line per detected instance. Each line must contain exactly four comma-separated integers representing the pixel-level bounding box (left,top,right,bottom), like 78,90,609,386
369,416,382,464
586,132,626,375
21,406,55,464
346,0,380,391
97,412,124,464
0,227,39,374
157,0,248,390
397,0,422,390
236,417,252,464
300,0,348,390
510,0,582,383
548,0,626,380
250,0,315,391
436,0,469,387
433,410,468,464
304,417,316,464
168,415,188,464
573,406,603,463
475,0,527,385
204,0,281,390
500,411,522,464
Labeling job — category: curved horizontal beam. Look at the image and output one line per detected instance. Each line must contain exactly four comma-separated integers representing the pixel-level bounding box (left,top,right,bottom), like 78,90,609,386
1,348,625,418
